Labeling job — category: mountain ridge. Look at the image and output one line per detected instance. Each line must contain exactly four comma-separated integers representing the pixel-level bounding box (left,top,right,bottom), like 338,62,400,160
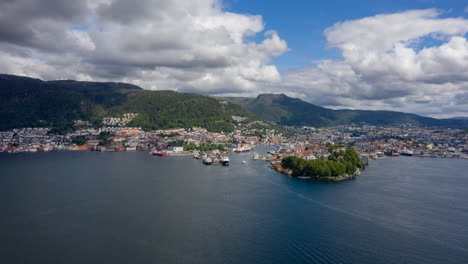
0,74,253,132
225,93,468,128
1,74,466,131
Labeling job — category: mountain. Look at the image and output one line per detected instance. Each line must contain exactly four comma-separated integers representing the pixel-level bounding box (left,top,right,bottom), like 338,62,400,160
449,117,468,120
2,74,466,132
226,94,468,128
0,74,252,132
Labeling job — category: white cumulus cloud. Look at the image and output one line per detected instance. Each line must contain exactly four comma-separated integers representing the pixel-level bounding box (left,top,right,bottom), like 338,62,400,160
0,0,288,93
277,9,468,118
1,3,467,118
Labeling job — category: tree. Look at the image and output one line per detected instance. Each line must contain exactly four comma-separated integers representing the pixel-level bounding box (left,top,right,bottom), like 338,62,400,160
280,147,365,178
71,136,87,145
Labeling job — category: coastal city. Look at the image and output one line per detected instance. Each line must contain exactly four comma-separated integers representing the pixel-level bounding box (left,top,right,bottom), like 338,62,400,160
3,1,468,263
1,113,467,165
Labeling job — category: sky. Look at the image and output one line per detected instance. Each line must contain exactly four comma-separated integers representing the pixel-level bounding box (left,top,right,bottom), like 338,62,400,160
0,0,467,118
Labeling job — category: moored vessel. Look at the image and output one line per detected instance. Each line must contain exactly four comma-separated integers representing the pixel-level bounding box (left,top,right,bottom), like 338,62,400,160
221,156,230,166
152,150,167,156
203,157,213,165
400,149,413,156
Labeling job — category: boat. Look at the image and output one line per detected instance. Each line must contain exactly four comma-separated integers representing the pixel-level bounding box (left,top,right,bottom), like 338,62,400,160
115,146,126,152
385,150,400,156
376,151,384,158
234,144,253,153
400,150,413,156
203,157,213,165
267,148,281,156
152,150,167,156
221,156,230,166
242,160,247,164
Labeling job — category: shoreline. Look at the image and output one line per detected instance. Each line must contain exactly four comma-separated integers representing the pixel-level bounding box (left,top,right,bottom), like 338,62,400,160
270,162,362,182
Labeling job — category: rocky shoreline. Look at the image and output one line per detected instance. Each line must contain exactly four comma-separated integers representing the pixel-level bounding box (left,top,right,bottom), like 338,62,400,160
272,162,362,182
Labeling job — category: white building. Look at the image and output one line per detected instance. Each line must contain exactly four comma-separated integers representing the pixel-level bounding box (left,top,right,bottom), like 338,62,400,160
168,146,184,152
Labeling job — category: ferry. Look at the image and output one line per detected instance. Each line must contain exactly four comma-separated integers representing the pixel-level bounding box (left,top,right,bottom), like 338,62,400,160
400,150,413,156
234,144,253,153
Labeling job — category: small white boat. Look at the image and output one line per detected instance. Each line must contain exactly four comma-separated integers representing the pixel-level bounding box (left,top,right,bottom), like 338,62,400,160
242,160,247,164
221,156,230,166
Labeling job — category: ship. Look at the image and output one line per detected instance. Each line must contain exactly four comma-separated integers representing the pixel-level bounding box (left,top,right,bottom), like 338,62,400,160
221,156,230,166
152,150,167,156
203,157,213,165
234,144,253,153
400,150,413,156
384,150,400,156
267,147,281,156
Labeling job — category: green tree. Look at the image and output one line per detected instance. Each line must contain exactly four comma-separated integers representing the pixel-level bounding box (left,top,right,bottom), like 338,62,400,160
71,136,87,145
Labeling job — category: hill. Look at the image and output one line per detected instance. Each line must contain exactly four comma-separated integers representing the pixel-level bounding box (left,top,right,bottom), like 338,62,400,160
0,74,252,132
2,74,465,132
226,94,468,128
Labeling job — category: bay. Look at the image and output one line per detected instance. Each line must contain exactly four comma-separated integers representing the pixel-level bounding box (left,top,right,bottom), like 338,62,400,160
0,149,467,264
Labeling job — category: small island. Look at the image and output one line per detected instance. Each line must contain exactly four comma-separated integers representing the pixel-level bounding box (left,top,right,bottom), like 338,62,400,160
277,146,366,181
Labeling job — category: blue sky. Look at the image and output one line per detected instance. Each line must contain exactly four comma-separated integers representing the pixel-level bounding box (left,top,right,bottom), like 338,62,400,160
226,0,468,71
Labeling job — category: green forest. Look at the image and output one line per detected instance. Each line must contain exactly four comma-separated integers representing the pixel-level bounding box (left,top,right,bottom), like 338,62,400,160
0,74,253,133
281,147,365,178
2,74,466,133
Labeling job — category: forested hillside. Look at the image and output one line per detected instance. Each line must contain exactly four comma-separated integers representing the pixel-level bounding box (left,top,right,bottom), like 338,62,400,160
0,74,252,132
226,94,467,128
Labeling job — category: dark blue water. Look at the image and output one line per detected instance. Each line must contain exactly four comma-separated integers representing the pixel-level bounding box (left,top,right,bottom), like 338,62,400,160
0,149,467,264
